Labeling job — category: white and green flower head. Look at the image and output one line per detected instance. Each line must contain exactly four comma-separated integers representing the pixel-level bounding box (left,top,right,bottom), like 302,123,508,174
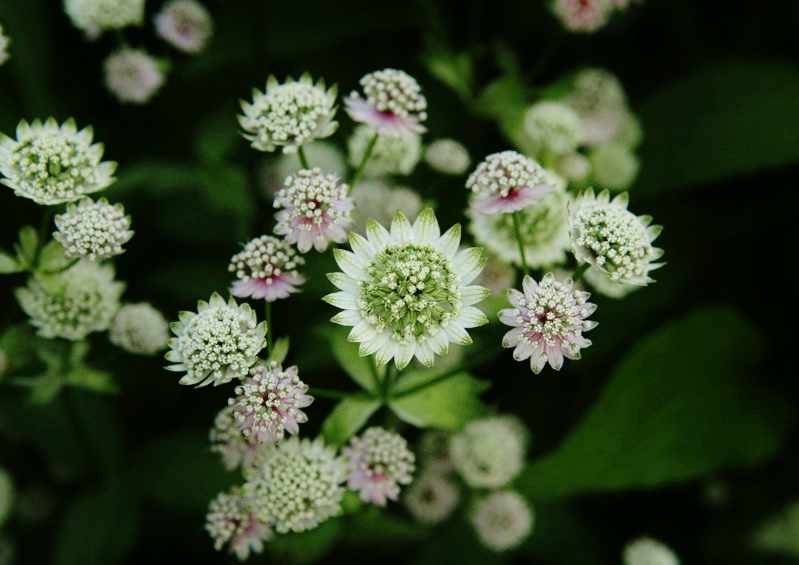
0,467,13,529
449,414,529,488
469,176,572,269
522,100,585,156
243,436,347,534
589,142,640,191
569,188,664,286
349,179,422,235
109,302,170,355
622,536,681,565
238,73,338,154
0,24,10,66
205,486,272,561
63,0,146,34
54,197,133,261
15,260,124,340
470,490,534,552
325,208,490,370
347,124,422,177
165,292,267,387
424,138,471,175
404,470,460,525
103,47,166,105
0,118,117,205
563,67,628,146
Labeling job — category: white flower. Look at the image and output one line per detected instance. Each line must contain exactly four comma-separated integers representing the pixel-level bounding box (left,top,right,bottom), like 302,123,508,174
0,24,11,66
424,138,471,175
563,67,628,146
165,293,267,387
0,118,116,205
14,261,124,340
470,490,534,552
206,486,272,561
347,125,422,177
569,188,664,285
404,471,459,525
109,302,170,355
154,0,213,54
449,415,529,488
53,197,133,261
466,151,552,215
342,427,415,506
551,0,615,32
589,142,639,190
229,235,306,301
209,405,261,472
622,536,681,565
349,180,422,235
344,69,427,137
324,209,489,370
63,0,146,33
103,47,166,104
239,74,338,154
522,101,585,156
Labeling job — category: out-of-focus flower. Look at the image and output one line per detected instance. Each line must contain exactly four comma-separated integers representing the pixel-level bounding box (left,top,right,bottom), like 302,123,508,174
523,101,585,156
0,24,10,66
499,273,597,374
470,490,535,552
154,0,213,54
206,486,272,561
466,151,552,215
449,415,529,488
622,536,681,565
589,142,639,190
404,471,459,525
342,426,415,506
551,0,615,33
260,141,347,195
109,302,170,355
63,0,146,35
349,180,422,235
563,67,628,146
345,69,427,137
103,47,166,104
582,265,639,299
54,197,133,261
273,167,354,253
15,261,124,341
229,235,306,301
752,500,799,559
0,118,116,205
424,138,471,175
209,405,261,472
347,125,422,177
239,74,338,154
165,293,267,387
324,209,489,370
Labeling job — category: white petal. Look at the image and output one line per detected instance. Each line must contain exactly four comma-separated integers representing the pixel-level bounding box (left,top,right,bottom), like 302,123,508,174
348,319,375,343
436,224,461,257
413,209,440,245
375,340,399,367
331,309,362,326
462,285,490,306
349,231,376,261
323,291,358,310
366,218,391,248
333,248,366,279
454,247,486,285
394,342,416,370
415,341,436,367
390,212,413,242
445,323,473,346
359,330,392,357
459,306,488,328
327,272,359,292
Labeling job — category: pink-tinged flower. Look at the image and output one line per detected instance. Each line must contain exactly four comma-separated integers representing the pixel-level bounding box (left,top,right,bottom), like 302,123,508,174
103,47,165,104
499,273,597,374
342,427,415,506
154,0,213,54
274,167,354,253
230,361,313,446
551,0,614,33
344,69,427,138
466,151,553,215
229,235,306,301
209,405,262,472
206,486,272,561
404,471,460,525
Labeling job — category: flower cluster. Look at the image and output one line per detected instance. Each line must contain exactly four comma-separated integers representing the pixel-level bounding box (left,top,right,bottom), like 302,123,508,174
622,536,681,565
470,490,535,552
466,150,552,215
53,197,133,261
551,0,639,33
449,415,528,488
63,0,147,35
345,69,427,137
229,235,306,301
342,426,416,505
103,47,166,104
0,23,10,65
205,487,272,561
423,138,471,175
109,302,170,355
154,0,213,54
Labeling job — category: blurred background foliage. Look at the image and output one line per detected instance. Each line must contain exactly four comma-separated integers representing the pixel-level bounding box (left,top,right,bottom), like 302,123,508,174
0,0,798,563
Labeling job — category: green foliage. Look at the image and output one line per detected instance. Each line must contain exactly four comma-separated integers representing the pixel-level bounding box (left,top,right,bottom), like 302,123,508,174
321,396,382,447
323,325,382,395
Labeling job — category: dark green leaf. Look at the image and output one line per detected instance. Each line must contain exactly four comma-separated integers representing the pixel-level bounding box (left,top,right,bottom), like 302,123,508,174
322,325,382,395
14,224,39,269
321,397,382,447
194,105,240,162
199,163,253,215
0,248,22,273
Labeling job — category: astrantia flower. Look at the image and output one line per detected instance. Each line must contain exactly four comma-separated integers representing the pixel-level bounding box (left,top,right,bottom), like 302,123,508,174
230,361,313,446
0,118,116,205
466,151,552,215
239,74,338,154
349,180,422,235
569,188,664,285
416,429,454,473
165,293,267,387
499,273,597,374
263,141,347,195
53,197,133,261
206,486,272,561
404,471,459,525
449,415,528,488
345,69,427,137
551,0,614,32
103,47,166,105
324,209,489,370
470,490,534,552
557,152,592,183
348,125,422,177
563,67,628,146
154,0,213,54
469,180,572,269
622,536,680,565
243,437,346,534
109,302,169,355
522,101,585,156
589,142,639,190
63,0,146,34
15,261,124,340
424,138,471,175
583,265,639,299
229,235,306,301
0,24,10,66
210,405,261,472
342,426,415,506
273,167,354,253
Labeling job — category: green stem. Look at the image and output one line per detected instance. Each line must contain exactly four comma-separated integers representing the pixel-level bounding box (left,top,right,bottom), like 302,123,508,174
297,146,310,169
392,347,501,399
265,301,273,354
383,364,398,402
512,211,530,276
572,262,590,283
349,132,379,189
369,356,383,397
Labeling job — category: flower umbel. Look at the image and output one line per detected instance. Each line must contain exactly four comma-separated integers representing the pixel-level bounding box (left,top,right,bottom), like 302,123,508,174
229,235,306,301
622,536,681,565
165,293,267,387
63,0,146,34
229,361,313,446
466,150,552,215
154,0,213,54
238,74,338,154
342,426,416,506
344,68,428,137
209,405,261,472
273,168,354,253
54,197,133,261
0,24,10,66
206,486,272,561
499,273,597,374
324,208,489,370
103,47,166,104
109,302,169,355
0,118,116,205
470,490,535,552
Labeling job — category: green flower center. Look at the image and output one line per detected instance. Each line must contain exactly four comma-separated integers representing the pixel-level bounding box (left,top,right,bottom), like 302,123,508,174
12,135,97,198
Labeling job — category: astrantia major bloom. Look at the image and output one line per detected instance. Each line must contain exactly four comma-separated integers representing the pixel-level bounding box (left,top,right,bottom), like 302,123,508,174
63,0,146,34
347,124,422,177
342,426,415,506
551,0,614,33
470,490,535,553
424,138,471,175
54,196,133,261
209,405,261,472
569,188,664,285
229,235,306,301
103,47,166,104
522,100,585,156
154,0,213,54
229,361,313,446
238,74,338,154
0,118,116,205
404,471,460,525
109,302,170,355
466,150,552,215
324,209,489,370
205,486,272,561
499,273,597,374
449,415,528,489
344,68,427,138
273,167,354,253
0,24,10,66
165,293,267,387
622,536,681,565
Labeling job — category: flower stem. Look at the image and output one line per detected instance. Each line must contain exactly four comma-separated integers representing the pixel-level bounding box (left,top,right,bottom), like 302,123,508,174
512,210,530,276
265,301,273,354
572,262,590,283
297,145,310,169
392,347,501,399
349,131,379,189
383,364,398,402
